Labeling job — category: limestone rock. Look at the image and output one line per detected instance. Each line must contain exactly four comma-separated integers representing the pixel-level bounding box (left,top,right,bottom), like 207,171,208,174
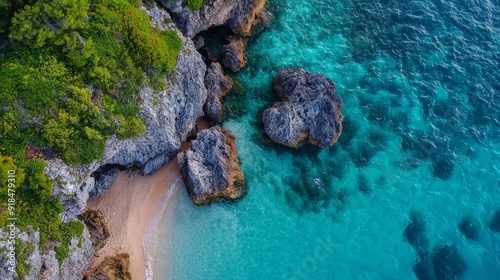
78,210,110,252
204,63,233,122
177,126,246,205
84,253,131,280
222,37,247,72
162,0,268,38
262,68,344,148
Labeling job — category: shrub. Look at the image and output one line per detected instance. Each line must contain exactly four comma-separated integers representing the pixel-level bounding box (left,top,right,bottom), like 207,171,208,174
186,0,203,11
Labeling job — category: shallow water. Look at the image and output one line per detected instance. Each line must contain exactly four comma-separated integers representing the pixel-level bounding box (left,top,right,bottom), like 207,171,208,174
155,0,500,279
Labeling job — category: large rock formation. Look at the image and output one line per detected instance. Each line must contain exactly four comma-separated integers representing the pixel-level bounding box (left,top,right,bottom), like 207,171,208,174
262,69,344,148
204,62,233,122
177,126,246,205
78,210,110,252
222,36,247,72
84,253,132,280
162,0,268,38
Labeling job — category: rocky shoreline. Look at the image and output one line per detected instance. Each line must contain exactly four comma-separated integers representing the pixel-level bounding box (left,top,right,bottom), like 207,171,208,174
0,0,268,279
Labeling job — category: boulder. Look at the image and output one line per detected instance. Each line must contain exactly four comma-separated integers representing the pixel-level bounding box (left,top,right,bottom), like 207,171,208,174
222,37,247,72
177,126,246,205
84,253,132,280
162,0,268,38
262,68,344,148
78,210,110,252
204,63,233,122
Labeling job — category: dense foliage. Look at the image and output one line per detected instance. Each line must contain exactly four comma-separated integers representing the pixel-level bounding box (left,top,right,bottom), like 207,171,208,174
0,0,182,276
186,0,204,11
0,0,182,165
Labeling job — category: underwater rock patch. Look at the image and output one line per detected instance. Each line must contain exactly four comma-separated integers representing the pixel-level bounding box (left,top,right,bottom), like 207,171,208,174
178,126,246,205
432,245,467,280
432,153,454,180
489,210,500,233
458,216,480,241
403,211,429,254
262,68,344,148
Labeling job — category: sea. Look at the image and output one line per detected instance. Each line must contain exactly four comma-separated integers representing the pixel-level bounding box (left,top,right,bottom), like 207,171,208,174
154,0,500,279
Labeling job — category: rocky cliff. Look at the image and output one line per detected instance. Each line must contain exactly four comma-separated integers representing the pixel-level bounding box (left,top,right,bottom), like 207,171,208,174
1,5,208,280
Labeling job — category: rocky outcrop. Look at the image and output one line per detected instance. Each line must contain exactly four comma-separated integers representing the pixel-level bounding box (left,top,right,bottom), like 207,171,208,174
262,69,344,148
84,253,132,280
0,226,93,280
78,210,110,252
162,0,268,38
45,6,208,222
90,166,117,198
204,63,233,122
222,36,247,72
177,126,246,205
60,230,94,280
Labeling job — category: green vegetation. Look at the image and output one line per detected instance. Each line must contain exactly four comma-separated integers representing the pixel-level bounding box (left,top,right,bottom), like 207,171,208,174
186,0,204,11
0,156,84,277
0,0,183,276
0,0,182,165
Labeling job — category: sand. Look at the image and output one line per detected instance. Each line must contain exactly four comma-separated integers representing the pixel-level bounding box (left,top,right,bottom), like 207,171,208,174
85,120,210,279
85,153,183,280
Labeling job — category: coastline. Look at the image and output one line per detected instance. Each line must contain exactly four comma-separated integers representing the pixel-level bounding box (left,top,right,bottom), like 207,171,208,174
85,155,183,279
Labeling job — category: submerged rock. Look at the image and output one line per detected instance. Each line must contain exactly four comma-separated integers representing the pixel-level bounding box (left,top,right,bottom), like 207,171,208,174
489,210,500,232
177,126,246,205
403,211,429,254
84,253,132,280
432,245,467,280
262,69,344,148
458,216,479,241
78,210,110,252
222,37,247,72
162,0,268,37
204,63,234,122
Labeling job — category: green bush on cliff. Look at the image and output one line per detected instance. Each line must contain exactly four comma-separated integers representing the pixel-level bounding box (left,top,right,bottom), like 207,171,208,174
186,0,204,11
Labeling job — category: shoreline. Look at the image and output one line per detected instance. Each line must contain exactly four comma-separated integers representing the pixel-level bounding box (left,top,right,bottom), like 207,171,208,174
85,119,209,279
85,155,183,279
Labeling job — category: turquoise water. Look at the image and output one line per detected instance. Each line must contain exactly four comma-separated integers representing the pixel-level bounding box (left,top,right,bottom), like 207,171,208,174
155,0,500,279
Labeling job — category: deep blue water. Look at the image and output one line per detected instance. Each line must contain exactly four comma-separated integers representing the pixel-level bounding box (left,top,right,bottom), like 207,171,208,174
155,0,500,279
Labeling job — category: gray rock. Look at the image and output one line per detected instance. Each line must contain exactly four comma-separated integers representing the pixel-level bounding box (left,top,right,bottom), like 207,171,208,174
204,63,233,122
222,37,247,72
161,0,268,37
262,69,344,148
90,167,117,198
60,229,94,280
177,126,246,205
193,36,205,50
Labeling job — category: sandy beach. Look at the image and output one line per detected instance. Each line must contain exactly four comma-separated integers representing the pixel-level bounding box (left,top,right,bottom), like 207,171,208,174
85,153,183,279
